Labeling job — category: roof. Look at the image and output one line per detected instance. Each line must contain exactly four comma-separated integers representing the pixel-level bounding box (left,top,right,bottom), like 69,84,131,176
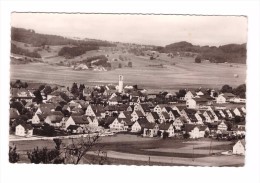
163,106,173,113
199,125,209,131
67,125,82,130
140,104,151,112
131,96,140,102
11,88,34,98
187,113,198,122
143,122,157,129
199,114,206,121
136,118,150,128
71,115,89,124
105,117,117,125
10,108,20,119
46,115,63,123
117,104,129,111
118,118,133,126
183,108,197,115
193,97,208,102
161,112,170,119
171,110,180,118
214,110,224,119
159,123,172,130
150,112,160,120
222,93,236,98
17,123,33,130
184,124,198,132
46,96,66,103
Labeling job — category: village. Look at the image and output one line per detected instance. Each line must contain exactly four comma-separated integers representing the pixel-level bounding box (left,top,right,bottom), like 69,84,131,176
9,75,246,156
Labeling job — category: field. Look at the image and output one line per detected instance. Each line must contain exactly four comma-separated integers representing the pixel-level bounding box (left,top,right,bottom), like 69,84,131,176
10,54,246,92
11,134,244,166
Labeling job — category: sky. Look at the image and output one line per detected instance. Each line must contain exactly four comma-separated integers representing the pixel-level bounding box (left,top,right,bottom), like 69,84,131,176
11,13,247,46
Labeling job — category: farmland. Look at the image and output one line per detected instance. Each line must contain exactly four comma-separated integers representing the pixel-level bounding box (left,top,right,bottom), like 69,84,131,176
11,134,244,166
10,53,246,92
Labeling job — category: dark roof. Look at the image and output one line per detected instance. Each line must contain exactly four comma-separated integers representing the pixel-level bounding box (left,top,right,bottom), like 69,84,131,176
46,115,63,123
199,114,206,121
17,123,33,130
137,118,150,126
10,108,20,119
193,97,208,102
159,123,172,130
47,96,66,103
67,125,82,130
214,110,223,119
161,112,170,119
143,122,157,129
187,113,198,122
71,115,89,124
199,125,208,131
140,104,151,112
105,117,117,125
150,112,160,120
183,108,197,115
222,93,236,98
135,110,145,117
206,111,215,119
163,106,173,113
184,124,198,132
117,104,129,111
118,118,133,126
131,96,140,102
171,110,180,118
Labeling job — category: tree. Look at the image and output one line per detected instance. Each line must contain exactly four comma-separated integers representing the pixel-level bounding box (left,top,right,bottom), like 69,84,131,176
221,84,233,93
183,133,190,139
176,89,186,98
9,145,20,163
195,56,201,63
42,123,56,136
33,90,43,104
10,101,25,114
118,63,122,68
233,84,246,98
71,82,79,98
43,85,52,96
128,61,132,67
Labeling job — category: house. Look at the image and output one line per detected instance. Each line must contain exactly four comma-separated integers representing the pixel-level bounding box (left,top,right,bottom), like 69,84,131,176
87,116,99,127
159,112,170,123
202,111,215,123
158,123,175,137
10,108,20,121
44,115,64,127
118,118,134,130
131,118,150,132
184,124,201,139
31,113,45,124
168,110,180,121
10,88,35,102
217,121,228,131
46,96,66,104
15,123,33,137
198,126,210,137
134,104,151,116
146,112,160,123
216,95,226,104
85,105,105,118
233,108,244,117
107,117,126,131
35,103,56,115
186,98,196,109
143,123,159,137
131,110,145,122
104,105,118,116
233,140,245,155
153,105,165,115
130,96,140,105
67,125,84,134
172,117,185,131
118,111,132,119
184,91,195,101
65,115,89,130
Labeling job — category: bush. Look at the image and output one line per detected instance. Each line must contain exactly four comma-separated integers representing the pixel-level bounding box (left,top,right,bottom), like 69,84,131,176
183,133,190,139
195,56,201,63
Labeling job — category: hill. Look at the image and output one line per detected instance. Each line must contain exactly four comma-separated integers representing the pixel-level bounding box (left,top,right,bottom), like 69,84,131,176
158,42,247,64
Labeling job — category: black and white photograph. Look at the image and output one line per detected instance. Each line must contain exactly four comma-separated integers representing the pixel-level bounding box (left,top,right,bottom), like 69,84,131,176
9,13,247,166
0,1,260,183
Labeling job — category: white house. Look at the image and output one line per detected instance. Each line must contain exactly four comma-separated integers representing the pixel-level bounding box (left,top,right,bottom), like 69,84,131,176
143,123,159,137
172,117,185,131
184,91,195,101
217,121,228,131
15,124,33,137
233,140,245,155
158,123,175,137
184,124,201,139
216,95,226,104
186,98,196,109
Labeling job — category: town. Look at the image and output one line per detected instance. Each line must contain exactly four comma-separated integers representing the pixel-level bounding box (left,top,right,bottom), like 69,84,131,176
9,75,246,161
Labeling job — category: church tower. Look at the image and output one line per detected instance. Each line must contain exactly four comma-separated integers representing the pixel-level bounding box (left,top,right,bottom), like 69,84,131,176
118,75,123,93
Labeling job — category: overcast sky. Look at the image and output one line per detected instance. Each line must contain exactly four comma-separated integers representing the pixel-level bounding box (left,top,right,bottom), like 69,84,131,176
11,13,247,46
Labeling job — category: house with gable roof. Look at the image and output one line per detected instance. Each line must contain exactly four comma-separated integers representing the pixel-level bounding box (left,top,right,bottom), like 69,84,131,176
146,112,160,123
143,123,159,137
15,123,33,137
158,123,174,137
233,140,245,155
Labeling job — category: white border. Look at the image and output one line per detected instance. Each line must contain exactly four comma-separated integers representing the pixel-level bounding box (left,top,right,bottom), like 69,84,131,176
1,1,260,183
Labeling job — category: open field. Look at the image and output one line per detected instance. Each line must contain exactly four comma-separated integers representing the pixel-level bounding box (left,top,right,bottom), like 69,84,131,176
10,56,246,91
11,134,243,166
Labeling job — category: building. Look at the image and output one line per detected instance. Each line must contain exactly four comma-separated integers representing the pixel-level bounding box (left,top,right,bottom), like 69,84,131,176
233,140,245,155
15,124,33,137
118,75,123,93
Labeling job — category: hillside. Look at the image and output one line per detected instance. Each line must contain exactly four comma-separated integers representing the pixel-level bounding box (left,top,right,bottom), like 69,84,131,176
159,41,247,64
